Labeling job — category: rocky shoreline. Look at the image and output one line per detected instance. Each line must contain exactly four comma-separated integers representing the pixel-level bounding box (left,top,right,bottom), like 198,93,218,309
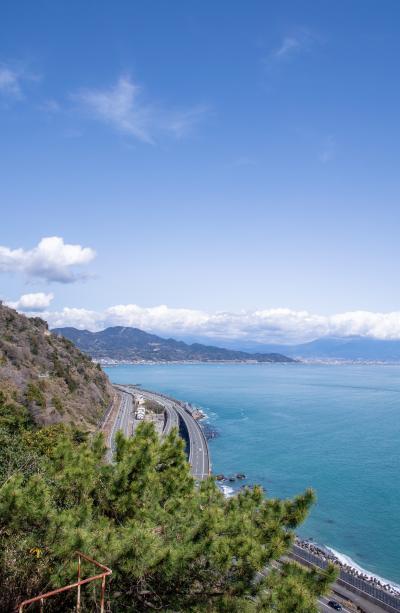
166,395,400,598
215,473,246,483
296,538,400,597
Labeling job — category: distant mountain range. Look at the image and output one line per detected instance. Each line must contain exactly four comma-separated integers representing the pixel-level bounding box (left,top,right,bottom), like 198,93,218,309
196,336,400,362
52,326,295,363
288,336,400,361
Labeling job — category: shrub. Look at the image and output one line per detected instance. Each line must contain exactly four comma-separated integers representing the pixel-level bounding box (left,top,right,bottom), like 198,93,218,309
52,396,64,414
0,423,336,612
26,383,46,410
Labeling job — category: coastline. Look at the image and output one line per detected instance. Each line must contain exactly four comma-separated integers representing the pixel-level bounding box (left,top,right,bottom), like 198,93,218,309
199,408,400,598
196,408,400,597
106,364,400,598
295,539,400,597
214,478,400,598
214,478,400,595
101,358,400,366
326,545,400,592
99,359,297,365
215,482,400,598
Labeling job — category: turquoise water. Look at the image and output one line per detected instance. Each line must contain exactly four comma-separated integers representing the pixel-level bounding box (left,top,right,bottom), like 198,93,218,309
105,363,400,584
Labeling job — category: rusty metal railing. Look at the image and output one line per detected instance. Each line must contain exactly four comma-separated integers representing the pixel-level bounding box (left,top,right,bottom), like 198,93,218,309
17,551,112,612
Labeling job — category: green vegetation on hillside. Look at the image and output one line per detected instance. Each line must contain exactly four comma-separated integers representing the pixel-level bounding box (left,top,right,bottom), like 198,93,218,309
0,303,112,429
143,397,165,413
0,394,336,612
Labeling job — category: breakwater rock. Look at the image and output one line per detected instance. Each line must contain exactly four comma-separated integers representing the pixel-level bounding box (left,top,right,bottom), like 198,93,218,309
214,473,247,483
202,423,219,440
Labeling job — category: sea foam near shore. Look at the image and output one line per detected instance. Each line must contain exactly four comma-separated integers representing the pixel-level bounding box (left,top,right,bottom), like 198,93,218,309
298,538,400,595
326,546,400,593
219,484,235,498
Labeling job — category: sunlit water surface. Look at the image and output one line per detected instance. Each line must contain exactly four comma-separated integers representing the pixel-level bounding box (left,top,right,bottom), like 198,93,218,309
105,363,400,583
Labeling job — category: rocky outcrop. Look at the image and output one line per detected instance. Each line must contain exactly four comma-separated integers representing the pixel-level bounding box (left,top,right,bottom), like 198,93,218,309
0,303,113,430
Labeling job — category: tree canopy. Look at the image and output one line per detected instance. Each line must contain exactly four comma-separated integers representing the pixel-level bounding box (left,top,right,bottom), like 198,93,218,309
0,394,336,611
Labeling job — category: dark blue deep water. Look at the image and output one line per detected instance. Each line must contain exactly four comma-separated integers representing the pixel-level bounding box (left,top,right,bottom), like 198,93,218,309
105,363,400,584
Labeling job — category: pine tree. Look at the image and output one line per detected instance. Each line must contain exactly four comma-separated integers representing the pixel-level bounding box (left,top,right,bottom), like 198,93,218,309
0,410,337,612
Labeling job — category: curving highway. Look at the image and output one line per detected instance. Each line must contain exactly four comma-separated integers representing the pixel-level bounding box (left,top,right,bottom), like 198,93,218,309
105,389,133,461
114,385,210,480
171,399,210,480
160,398,180,436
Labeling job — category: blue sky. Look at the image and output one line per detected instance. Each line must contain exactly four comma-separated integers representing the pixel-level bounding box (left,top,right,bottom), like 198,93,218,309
1,1,400,342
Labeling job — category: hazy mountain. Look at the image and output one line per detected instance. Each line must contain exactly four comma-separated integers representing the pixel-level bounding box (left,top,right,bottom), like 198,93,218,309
198,336,400,362
52,326,295,363
0,303,112,429
288,336,400,361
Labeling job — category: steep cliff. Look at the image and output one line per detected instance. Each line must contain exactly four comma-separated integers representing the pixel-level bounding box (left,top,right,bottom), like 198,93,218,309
0,303,113,429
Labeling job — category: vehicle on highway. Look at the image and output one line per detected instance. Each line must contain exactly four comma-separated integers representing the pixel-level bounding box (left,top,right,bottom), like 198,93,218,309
327,600,342,610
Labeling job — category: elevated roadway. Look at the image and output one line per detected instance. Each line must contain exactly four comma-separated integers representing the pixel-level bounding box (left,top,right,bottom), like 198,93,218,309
115,385,210,480
105,389,133,461
113,384,178,436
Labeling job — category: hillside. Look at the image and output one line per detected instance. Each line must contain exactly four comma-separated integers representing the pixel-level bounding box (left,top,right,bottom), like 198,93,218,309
0,303,113,429
52,326,295,363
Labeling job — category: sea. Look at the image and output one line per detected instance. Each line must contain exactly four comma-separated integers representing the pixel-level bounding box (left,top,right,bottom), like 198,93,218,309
105,363,400,585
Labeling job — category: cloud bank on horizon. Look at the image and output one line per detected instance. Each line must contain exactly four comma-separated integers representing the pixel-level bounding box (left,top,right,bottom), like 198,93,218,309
6,300,400,344
3,237,400,344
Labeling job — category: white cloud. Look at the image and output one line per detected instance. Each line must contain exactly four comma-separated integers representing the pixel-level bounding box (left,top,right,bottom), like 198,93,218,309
7,292,54,312
44,307,102,330
274,37,302,59
74,76,152,143
40,99,61,113
166,105,210,139
73,75,208,143
0,62,40,99
268,30,318,64
0,236,96,283
106,304,210,331
37,304,400,343
0,65,22,97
